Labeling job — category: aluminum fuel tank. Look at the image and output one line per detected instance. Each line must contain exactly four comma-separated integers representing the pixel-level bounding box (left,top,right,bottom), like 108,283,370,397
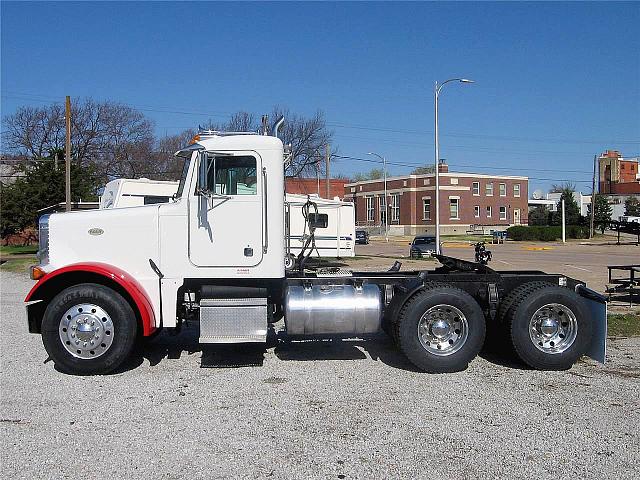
284,284,381,335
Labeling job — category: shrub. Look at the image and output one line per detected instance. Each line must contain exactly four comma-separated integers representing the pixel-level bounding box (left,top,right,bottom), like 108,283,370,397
506,225,589,241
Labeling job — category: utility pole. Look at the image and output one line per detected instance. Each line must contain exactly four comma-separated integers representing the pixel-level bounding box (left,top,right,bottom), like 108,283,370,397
561,198,566,243
325,144,330,199
434,78,474,254
65,96,72,212
590,154,596,238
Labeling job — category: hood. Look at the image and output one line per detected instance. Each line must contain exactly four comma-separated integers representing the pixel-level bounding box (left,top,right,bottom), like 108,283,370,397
48,205,160,279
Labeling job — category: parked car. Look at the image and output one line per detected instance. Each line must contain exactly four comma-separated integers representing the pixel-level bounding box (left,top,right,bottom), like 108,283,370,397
409,235,438,258
355,229,370,245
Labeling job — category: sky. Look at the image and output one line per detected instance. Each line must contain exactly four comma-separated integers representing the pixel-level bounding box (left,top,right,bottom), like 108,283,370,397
2,1,639,194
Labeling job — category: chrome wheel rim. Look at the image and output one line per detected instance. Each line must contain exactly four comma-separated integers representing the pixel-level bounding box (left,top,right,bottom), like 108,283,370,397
59,303,114,359
418,304,468,356
529,303,577,354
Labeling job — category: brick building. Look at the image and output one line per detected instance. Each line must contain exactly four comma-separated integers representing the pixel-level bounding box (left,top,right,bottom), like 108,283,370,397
599,150,640,195
285,177,348,199
344,162,528,235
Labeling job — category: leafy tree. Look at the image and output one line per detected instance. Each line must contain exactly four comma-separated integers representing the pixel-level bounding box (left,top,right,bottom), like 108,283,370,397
552,185,582,225
550,181,575,194
353,168,384,181
528,205,550,226
624,196,640,216
411,166,435,175
587,194,613,233
0,151,100,237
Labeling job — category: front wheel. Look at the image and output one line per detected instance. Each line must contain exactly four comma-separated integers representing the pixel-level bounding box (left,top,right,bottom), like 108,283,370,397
41,283,138,375
396,284,486,373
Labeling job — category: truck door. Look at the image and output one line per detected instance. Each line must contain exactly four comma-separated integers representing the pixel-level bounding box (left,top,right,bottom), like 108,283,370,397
188,152,264,267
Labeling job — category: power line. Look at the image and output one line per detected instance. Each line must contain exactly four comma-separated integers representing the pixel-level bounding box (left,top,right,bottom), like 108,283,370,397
4,90,639,146
331,154,594,183
327,121,640,145
332,133,618,157
333,154,592,174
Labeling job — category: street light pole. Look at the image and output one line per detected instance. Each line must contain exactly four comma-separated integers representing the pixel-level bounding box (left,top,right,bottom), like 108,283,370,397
368,152,389,242
434,78,474,254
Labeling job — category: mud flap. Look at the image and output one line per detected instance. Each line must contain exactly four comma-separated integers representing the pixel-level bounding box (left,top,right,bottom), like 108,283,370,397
576,285,607,363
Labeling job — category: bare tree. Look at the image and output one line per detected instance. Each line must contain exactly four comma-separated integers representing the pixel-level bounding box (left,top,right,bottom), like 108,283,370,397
95,102,155,178
269,107,334,177
2,99,156,181
2,104,66,159
151,129,198,180
175,107,334,178
3,100,336,183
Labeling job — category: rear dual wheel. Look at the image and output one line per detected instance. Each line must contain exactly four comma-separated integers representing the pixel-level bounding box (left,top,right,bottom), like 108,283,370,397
396,285,486,373
504,284,592,370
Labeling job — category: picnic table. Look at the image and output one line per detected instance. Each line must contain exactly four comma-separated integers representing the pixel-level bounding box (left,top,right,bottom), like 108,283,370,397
607,264,640,306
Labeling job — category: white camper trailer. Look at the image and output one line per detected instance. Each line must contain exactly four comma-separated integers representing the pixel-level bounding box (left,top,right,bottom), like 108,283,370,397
285,194,355,259
100,179,355,258
99,178,179,209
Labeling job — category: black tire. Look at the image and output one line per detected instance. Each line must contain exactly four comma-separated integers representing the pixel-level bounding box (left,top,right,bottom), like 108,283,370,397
41,283,138,375
396,284,486,373
507,285,592,370
485,282,551,354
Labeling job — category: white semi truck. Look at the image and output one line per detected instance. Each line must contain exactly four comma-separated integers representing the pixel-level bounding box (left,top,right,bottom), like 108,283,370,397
25,122,607,375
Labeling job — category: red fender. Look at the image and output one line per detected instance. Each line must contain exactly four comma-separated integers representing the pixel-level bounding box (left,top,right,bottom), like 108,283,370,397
25,263,157,336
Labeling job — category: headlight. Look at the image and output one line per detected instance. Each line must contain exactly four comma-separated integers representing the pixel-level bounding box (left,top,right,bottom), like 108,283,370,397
37,215,50,265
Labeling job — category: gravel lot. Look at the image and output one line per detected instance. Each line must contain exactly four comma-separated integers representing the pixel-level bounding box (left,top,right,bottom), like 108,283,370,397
1,270,639,480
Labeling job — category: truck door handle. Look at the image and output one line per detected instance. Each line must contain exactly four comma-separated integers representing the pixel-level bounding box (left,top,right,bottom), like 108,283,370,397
262,167,268,254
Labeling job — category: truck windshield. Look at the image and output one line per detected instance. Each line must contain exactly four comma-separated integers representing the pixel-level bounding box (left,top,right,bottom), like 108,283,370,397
176,155,191,198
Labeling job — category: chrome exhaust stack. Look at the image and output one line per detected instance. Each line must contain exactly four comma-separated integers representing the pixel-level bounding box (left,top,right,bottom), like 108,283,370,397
272,115,285,139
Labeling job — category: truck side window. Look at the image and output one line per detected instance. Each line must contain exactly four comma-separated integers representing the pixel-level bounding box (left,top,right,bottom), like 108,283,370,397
209,156,257,195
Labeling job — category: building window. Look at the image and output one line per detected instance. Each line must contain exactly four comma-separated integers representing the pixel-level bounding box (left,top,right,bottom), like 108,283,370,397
486,182,493,196
379,195,387,224
486,206,492,218
449,198,459,220
500,206,507,220
366,196,375,222
514,183,521,197
499,183,506,197
423,199,431,220
472,182,480,196
474,205,480,218
391,194,400,223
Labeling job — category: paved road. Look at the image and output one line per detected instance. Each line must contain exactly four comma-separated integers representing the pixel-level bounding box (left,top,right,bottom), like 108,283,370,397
352,238,639,296
1,271,639,479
